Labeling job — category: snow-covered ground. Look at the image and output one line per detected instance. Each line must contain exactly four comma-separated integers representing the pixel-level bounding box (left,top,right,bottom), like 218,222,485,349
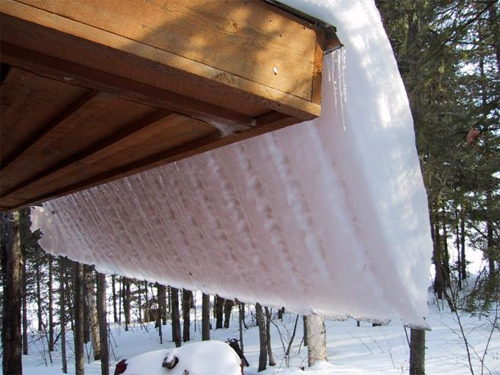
17,294,500,375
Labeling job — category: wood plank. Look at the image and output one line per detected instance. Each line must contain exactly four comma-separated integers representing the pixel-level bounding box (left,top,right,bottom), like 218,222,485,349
16,115,220,200
0,40,259,127
0,90,98,172
1,109,174,200
0,109,300,210
0,68,89,164
16,0,318,101
0,1,321,119
1,88,160,194
89,114,218,168
312,31,325,105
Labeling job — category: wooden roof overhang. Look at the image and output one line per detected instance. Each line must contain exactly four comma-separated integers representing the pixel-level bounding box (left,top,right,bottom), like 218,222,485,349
0,0,339,211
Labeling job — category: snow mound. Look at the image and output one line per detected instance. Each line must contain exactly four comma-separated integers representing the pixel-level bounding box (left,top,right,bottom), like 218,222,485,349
121,341,241,375
31,0,432,326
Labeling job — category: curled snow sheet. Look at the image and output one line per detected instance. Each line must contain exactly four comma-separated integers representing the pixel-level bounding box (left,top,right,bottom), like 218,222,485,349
31,0,432,325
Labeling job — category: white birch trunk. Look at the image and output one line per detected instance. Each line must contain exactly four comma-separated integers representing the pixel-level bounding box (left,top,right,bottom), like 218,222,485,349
85,267,101,360
306,314,327,367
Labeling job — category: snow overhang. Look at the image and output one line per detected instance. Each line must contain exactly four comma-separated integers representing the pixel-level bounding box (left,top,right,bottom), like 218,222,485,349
19,0,432,326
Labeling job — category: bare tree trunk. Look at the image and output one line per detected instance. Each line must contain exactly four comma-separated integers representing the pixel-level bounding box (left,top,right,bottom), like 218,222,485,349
409,329,425,375
73,261,85,375
111,275,118,323
48,255,54,351
256,303,267,372
305,315,327,367
303,316,308,346
171,287,181,347
118,277,122,323
144,281,149,323
22,246,28,355
158,284,167,325
215,295,224,329
455,208,463,290
265,307,276,366
431,207,447,300
1,211,23,375
83,272,90,344
36,260,43,332
239,302,244,351
182,289,192,342
167,286,171,314
60,258,68,374
460,214,467,281
202,293,210,341
486,191,496,278
278,307,285,320
84,265,100,360
224,299,234,329
137,281,142,323
123,277,131,331
97,273,109,375
441,209,451,287
156,283,163,344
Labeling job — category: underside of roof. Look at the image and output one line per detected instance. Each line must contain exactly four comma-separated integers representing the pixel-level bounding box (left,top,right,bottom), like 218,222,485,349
27,0,433,326
0,0,338,210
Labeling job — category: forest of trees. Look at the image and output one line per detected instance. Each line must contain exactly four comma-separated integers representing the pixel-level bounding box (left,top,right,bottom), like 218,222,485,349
1,1,499,375
376,0,499,305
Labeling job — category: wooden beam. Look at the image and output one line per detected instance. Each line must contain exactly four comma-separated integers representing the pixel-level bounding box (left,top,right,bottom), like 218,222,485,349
10,0,319,101
0,1,322,119
0,109,175,198
4,110,299,211
255,112,297,127
0,90,99,172
0,42,258,128
312,32,325,105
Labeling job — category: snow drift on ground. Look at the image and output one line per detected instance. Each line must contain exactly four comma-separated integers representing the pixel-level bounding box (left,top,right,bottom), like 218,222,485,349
121,341,242,375
31,0,432,325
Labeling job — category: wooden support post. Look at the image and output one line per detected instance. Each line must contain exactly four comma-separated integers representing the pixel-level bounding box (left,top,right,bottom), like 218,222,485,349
1,210,22,375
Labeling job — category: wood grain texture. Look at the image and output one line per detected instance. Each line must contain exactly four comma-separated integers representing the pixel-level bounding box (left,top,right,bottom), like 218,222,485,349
1,0,322,118
0,90,99,172
16,0,317,101
0,68,88,164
